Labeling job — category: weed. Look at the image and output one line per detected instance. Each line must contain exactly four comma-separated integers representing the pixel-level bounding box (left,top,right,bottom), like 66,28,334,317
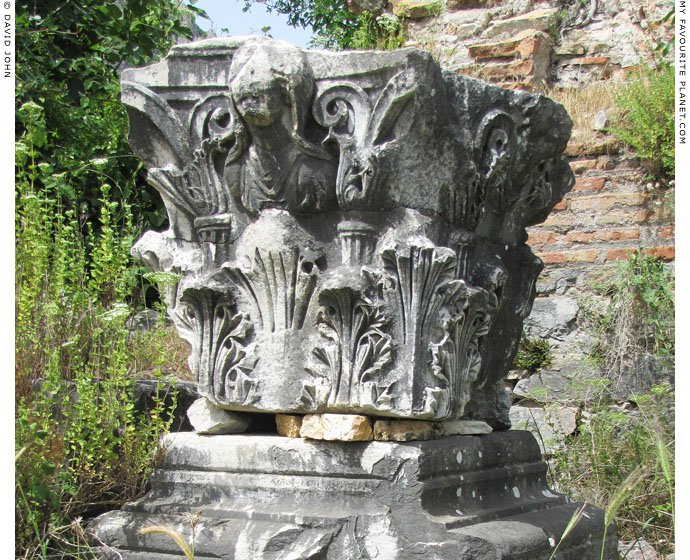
610,63,675,182
15,102,177,558
513,335,552,373
349,12,406,50
549,81,616,134
548,383,674,554
139,510,202,559
581,250,674,389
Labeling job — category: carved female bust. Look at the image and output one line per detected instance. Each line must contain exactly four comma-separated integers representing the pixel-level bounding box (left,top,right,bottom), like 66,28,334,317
229,42,335,215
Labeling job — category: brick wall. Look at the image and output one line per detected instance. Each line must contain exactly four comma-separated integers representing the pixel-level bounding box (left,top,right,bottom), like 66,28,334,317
528,140,674,299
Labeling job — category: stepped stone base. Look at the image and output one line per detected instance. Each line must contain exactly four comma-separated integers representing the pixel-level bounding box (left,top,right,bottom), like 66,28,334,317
90,431,616,559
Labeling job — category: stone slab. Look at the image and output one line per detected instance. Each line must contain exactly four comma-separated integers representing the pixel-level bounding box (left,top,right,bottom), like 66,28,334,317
300,413,374,441
275,414,303,437
89,431,617,559
186,397,251,435
440,419,493,435
373,419,436,441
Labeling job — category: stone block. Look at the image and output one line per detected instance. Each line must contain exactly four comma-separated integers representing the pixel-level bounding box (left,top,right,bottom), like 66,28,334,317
570,158,598,174
481,59,535,79
565,227,640,243
439,419,493,435
593,109,609,130
90,431,617,559
524,296,579,339
644,246,675,260
446,0,501,8
570,192,646,212
509,405,578,453
392,0,441,18
527,230,557,246
468,29,551,61
555,42,585,56
513,370,578,402
659,224,675,238
300,413,374,441
483,8,558,38
595,209,650,225
553,198,568,211
276,413,303,437
373,419,437,441
186,397,251,435
618,538,659,560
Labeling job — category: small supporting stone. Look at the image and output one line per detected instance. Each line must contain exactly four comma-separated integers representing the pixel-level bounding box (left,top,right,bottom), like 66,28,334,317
186,398,250,435
300,413,374,441
439,419,493,435
373,419,437,441
276,414,303,438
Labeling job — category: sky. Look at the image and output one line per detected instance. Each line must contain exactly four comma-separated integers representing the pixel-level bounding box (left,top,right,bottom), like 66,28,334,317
194,0,314,48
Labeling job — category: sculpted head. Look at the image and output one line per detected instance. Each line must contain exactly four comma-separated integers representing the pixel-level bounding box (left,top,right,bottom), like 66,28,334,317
230,41,321,157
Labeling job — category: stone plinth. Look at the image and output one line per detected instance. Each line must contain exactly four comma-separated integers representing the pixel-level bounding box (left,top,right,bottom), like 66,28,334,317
91,431,616,559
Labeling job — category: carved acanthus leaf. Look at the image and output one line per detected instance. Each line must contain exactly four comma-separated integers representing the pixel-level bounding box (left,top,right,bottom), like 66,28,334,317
308,287,393,408
172,287,258,407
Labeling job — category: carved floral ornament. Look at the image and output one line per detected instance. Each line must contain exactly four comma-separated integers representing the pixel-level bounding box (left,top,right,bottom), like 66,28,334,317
123,37,574,424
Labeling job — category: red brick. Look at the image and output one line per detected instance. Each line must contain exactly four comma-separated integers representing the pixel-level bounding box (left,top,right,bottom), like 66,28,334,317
606,246,675,261
645,246,675,260
572,177,605,192
553,198,568,211
565,228,640,243
659,224,675,238
572,56,611,65
536,249,598,264
481,59,535,79
606,248,636,261
565,141,585,157
570,193,646,212
527,231,557,245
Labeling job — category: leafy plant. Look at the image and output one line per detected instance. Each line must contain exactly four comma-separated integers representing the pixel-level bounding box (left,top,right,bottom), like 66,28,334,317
349,12,405,50
513,334,552,373
582,250,674,386
246,0,407,49
548,382,675,555
16,0,208,234
15,71,179,560
610,63,675,182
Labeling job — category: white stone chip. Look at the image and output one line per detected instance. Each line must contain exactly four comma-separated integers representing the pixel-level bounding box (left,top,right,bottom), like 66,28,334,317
187,397,251,435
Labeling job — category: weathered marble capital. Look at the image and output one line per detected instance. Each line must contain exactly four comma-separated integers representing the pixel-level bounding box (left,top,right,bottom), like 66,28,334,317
123,36,574,426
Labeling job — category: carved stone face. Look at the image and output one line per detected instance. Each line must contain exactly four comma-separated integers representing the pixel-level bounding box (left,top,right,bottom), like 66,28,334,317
232,73,286,128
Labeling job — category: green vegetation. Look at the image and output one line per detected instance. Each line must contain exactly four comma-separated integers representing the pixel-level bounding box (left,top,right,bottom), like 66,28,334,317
348,12,406,50
548,252,675,555
246,0,406,49
549,382,674,554
513,335,552,373
15,2,205,557
16,0,207,232
583,250,674,381
610,63,675,182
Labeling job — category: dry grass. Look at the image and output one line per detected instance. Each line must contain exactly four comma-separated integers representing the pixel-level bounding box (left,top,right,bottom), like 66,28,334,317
548,80,617,134
128,325,194,381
